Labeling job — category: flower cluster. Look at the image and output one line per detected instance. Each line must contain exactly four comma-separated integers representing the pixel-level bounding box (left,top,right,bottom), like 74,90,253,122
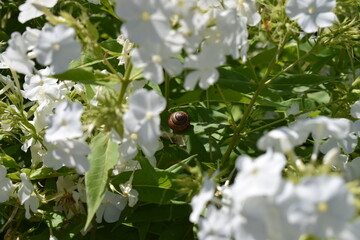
191,101,360,239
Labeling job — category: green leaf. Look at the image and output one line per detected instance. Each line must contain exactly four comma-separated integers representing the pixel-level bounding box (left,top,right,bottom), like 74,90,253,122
84,132,120,230
165,155,197,173
270,74,336,87
100,39,123,54
0,153,19,169
53,68,118,86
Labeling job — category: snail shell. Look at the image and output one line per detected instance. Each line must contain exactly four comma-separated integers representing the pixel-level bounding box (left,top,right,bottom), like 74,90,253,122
167,111,190,132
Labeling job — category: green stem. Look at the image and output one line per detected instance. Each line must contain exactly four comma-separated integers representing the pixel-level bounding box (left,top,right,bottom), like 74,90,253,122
220,31,291,167
117,63,133,104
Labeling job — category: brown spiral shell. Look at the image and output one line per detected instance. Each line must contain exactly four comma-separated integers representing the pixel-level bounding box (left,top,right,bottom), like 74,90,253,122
167,111,190,132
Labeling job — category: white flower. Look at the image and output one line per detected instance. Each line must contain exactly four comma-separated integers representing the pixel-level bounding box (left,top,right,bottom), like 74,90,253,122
22,68,63,111
0,165,12,203
224,0,261,26
120,181,139,207
190,173,216,223
18,0,58,23
337,218,360,240
230,150,286,205
344,157,360,181
287,175,355,239
257,127,300,153
116,35,134,66
44,139,90,174
34,24,81,74
96,191,127,223
215,9,249,61
18,173,39,219
3,32,35,75
197,0,221,11
184,43,225,90
350,100,360,119
114,0,171,44
123,89,166,157
285,0,337,33
198,205,233,240
131,42,182,84
291,116,352,161
45,100,84,142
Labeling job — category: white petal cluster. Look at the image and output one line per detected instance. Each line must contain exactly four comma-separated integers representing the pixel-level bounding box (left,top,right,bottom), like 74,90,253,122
113,0,260,90
18,0,58,23
18,173,39,219
0,165,12,203
122,89,166,158
192,155,358,240
44,100,90,174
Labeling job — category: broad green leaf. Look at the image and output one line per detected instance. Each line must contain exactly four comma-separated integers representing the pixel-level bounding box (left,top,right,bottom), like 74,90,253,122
85,132,120,230
100,39,123,54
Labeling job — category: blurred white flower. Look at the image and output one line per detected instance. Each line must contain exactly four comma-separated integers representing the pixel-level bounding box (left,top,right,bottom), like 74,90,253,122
198,205,233,240
230,150,286,205
18,173,39,219
288,175,355,239
190,173,216,223
96,190,127,223
215,9,249,61
3,32,35,75
35,24,81,74
291,116,351,161
18,0,58,23
0,165,12,203
257,127,300,153
45,100,84,142
114,0,171,44
285,0,337,33
351,100,360,119
197,0,221,10
123,89,166,157
44,139,90,174
184,43,225,90
224,0,261,26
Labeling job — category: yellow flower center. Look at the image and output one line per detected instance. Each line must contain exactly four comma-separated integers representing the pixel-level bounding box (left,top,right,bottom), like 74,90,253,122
130,133,138,140
308,7,316,14
152,55,162,63
238,0,245,6
52,43,60,51
317,202,329,213
146,112,154,120
141,12,150,21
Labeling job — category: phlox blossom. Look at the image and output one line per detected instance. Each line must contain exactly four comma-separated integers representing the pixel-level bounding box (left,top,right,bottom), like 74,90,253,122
45,100,84,142
123,89,166,157
0,165,12,203
286,0,337,33
35,24,81,74
18,173,39,219
96,190,127,223
18,0,58,23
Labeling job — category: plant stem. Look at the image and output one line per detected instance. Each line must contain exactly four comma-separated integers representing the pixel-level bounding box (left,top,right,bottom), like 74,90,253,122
220,31,291,167
117,63,133,105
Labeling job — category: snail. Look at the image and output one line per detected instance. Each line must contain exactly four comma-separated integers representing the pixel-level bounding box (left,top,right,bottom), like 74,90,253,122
167,111,190,132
